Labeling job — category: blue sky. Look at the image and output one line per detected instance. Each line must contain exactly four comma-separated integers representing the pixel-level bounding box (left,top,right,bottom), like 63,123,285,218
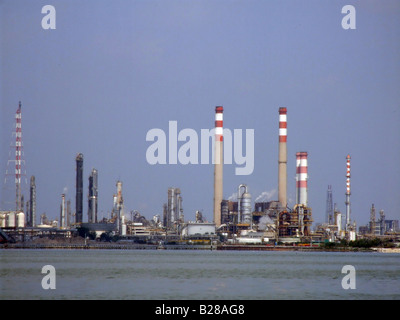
1,0,399,227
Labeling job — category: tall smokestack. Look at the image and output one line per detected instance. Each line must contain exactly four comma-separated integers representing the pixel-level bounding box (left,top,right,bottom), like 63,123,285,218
296,151,308,206
75,153,83,223
213,106,223,227
345,154,351,231
278,107,287,209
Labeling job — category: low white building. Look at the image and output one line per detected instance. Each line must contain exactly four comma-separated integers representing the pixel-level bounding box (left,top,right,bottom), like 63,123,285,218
181,222,216,237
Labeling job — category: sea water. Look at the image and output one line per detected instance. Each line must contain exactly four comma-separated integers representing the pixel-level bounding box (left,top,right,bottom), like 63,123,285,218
1,249,399,299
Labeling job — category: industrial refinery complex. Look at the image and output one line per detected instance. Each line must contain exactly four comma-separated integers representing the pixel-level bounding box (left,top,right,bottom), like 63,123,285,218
1,102,399,249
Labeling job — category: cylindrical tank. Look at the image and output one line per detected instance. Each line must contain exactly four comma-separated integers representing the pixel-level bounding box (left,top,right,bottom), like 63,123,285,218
0,213,6,228
17,212,25,228
6,212,16,228
121,223,127,236
241,192,252,224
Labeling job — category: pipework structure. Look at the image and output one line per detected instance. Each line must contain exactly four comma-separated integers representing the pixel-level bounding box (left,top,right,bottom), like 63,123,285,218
88,168,98,223
213,106,224,227
75,153,83,224
164,187,183,229
326,185,333,225
278,107,287,210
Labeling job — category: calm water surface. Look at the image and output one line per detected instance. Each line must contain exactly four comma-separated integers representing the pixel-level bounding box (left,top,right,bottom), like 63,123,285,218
1,249,399,299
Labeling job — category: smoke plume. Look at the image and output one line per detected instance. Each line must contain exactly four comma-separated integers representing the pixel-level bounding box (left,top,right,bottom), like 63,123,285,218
258,215,275,230
255,189,277,202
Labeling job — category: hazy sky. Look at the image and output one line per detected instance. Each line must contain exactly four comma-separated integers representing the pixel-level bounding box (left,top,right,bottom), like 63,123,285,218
1,0,399,227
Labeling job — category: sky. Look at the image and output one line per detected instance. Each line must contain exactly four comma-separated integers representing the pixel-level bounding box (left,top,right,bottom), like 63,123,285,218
1,0,399,227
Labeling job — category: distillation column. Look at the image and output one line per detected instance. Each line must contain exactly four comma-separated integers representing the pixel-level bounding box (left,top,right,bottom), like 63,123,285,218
88,168,98,223
75,153,84,224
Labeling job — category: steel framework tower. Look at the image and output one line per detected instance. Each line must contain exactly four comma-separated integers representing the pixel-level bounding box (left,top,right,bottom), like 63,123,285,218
5,102,26,212
15,102,23,211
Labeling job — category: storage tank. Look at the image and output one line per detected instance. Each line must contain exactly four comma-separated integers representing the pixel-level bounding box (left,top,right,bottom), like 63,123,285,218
0,213,6,228
17,212,25,228
6,212,16,228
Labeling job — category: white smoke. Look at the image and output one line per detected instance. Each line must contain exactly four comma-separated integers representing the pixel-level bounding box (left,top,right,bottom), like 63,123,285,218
258,215,275,230
63,186,68,194
228,192,238,201
287,195,294,207
255,189,277,202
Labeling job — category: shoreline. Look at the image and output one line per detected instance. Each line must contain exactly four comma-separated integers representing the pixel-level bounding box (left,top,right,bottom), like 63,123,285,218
2,242,398,252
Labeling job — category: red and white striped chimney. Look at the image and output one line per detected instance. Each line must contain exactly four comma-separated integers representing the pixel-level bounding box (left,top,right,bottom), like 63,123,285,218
346,155,351,196
215,106,224,143
15,102,22,211
345,154,351,230
296,152,308,206
278,107,287,209
213,106,223,226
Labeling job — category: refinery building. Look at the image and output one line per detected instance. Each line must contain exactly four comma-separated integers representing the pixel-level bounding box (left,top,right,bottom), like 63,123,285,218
1,102,399,247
